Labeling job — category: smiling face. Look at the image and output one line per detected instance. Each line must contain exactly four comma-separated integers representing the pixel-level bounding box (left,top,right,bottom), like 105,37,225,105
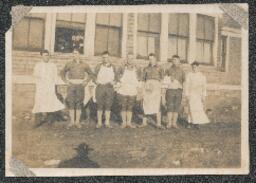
149,55,157,66
42,52,50,63
102,53,110,64
172,57,180,67
73,50,80,62
192,64,199,72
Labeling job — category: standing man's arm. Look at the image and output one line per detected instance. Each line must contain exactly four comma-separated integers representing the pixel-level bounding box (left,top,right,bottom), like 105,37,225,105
60,63,70,84
93,64,101,84
113,65,119,84
141,67,147,82
83,64,95,85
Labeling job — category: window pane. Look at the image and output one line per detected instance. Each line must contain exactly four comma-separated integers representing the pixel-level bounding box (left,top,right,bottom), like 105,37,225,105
137,35,148,58
109,13,122,27
178,14,189,36
28,19,44,50
149,14,161,33
56,13,72,21
203,42,212,64
155,36,160,59
56,21,85,30
205,17,215,41
148,36,156,54
168,14,178,35
13,18,29,49
108,28,121,56
72,13,86,23
138,14,149,32
94,26,108,55
196,15,205,39
168,36,177,58
177,38,187,61
55,28,84,53
196,41,204,63
96,13,110,26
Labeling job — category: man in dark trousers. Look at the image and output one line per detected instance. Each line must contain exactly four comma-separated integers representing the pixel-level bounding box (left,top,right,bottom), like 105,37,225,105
61,48,94,128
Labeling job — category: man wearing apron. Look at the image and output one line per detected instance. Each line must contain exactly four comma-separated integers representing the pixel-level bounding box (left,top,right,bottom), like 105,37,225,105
116,54,140,128
94,51,117,128
32,49,65,124
140,53,164,128
61,49,94,128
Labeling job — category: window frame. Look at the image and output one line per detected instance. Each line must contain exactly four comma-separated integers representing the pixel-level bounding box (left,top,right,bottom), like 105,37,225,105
94,13,123,57
136,13,161,60
168,13,189,63
12,16,45,52
196,14,215,65
54,13,86,54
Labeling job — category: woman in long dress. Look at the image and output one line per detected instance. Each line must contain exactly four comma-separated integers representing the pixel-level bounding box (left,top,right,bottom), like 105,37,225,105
185,61,210,126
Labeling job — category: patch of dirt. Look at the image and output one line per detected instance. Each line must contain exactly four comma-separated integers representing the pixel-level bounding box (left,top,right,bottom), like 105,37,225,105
12,113,241,168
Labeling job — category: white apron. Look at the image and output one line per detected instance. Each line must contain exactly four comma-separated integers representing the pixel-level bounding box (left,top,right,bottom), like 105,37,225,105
185,72,209,124
96,65,115,85
117,69,139,96
32,62,65,113
142,80,161,115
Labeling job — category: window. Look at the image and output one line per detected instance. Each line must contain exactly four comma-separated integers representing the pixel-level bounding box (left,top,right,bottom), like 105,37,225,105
95,13,122,57
168,14,189,63
55,13,86,53
196,14,215,64
137,13,161,59
13,16,45,51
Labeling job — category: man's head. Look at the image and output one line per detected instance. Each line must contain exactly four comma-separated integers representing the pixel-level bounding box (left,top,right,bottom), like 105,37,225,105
191,61,200,72
40,50,50,63
127,53,134,62
102,51,110,64
148,53,157,66
73,48,80,62
126,53,134,69
172,55,180,66
167,58,173,67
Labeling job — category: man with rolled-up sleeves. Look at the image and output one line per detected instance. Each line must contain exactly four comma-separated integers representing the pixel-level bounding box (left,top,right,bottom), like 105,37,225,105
61,48,94,128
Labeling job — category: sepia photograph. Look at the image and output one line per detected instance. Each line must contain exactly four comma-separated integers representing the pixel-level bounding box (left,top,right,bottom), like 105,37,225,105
5,4,249,176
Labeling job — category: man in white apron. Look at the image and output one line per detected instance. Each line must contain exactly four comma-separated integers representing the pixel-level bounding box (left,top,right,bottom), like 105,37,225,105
94,51,117,128
116,54,140,128
140,53,164,128
61,49,94,128
32,50,65,124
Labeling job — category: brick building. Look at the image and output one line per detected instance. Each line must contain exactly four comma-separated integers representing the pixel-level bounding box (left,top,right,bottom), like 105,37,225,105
12,11,242,122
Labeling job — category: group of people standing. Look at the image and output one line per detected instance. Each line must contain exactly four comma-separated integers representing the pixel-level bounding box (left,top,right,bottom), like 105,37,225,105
32,48,210,129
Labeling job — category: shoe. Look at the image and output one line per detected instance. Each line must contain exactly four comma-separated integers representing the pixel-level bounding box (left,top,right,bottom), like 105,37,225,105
67,123,74,129
96,124,102,128
121,124,127,128
127,124,136,128
173,125,179,129
166,124,173,129
75,123,82,129
138,123,147,128
105,124,113,128
156,124,165,129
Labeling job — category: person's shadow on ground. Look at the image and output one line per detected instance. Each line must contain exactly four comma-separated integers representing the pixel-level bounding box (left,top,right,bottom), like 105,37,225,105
58,143,100,168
